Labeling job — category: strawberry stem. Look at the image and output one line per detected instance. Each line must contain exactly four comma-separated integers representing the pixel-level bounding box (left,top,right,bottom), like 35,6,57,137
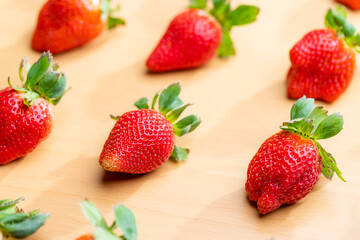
101,0,126,30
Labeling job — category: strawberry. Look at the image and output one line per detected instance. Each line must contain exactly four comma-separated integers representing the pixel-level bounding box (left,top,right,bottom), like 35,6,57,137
246,97,345,214
99,82,201,174
287,6,360,103
78,199,137,240
146,0,259,72
0,197,49,239
32,0,125,54
336,0,360,10
0,52,68,165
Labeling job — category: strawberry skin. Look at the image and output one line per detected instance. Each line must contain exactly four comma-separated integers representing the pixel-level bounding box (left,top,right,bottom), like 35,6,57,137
0,88,53,164
99,109,175,174
246,131,321,214
287,29,355,103
99,83,201,174
336,0,360,10
245,97,345,214
76,234,94,240
146,9,222,72
32,0,104,54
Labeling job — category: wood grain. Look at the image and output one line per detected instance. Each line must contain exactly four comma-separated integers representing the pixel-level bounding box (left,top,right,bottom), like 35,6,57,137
0,0,359,239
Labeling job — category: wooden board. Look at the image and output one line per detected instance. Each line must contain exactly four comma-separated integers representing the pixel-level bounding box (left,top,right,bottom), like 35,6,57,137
0,0,360,239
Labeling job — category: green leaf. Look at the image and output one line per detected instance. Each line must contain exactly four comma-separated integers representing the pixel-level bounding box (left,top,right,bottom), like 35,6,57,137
212,0,226,10
114,204,137,240
0,198,24,212
151,92,159,110
230,5,259,26
308,106,328,134
93,226,120,240
108,16,125,29
170,145,189,162
313,113,344,140
173,115,201,136
325,9,336,29
290,96,316,120
217,30,235,57
189,0,207,9
23,91,40,107
38,72,66,100
1,214,50,238
25,52,52,90
45,74,66,99
80,200,108,229
166,104,192,123
159,82,182,115
134,97,149,110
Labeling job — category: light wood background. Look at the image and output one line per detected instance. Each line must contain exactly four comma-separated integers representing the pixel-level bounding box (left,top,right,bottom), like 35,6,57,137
0,0,360,239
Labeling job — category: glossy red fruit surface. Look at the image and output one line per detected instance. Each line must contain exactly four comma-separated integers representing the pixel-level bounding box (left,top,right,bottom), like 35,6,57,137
99,109,175,174
245,131,321,214
146,9,222,72
32,0,104,54
0,87,53,164
336,0,360,10
287,29,355,102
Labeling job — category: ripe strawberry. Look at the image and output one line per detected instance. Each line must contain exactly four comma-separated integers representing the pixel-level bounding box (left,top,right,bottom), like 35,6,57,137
0,52,67,164
336,0,360,10
99,83,201,174
0,197,49,238
32,0,125,54
287,6,360,102
146,0,259,72
78,199,137,240
246,97,345,214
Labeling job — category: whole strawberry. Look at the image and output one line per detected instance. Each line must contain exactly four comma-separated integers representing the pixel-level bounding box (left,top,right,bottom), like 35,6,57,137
336,0,360,10
77,199,137,240
0,197,49,239
32,0,125,54
0,52,67,164
146,0,259,72
287,6,360,102
99,83,201,174
246,97,345,214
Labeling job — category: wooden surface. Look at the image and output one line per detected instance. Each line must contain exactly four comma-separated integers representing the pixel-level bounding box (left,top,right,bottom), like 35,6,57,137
1,0,360,239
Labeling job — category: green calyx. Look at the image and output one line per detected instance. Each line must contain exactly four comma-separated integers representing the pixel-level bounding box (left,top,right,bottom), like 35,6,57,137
325,6,360,52
280,96,345,181
0,197,50,239
79,199,137,240
8,51,68,107
189,0,259,57
133,82,201,162
101,0,125,29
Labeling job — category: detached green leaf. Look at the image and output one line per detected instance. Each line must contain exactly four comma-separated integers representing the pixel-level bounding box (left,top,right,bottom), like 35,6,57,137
134,97,149,110
230,5,259,26
217,30,235,57
313,113,344,140
25,52,52,90
114,204,137,240
80,200,108,229
290,96,316,120
189,0,207,9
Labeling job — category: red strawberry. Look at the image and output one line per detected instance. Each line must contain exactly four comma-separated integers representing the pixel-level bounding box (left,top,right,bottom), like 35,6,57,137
0,52,68,164
99,83,201,174
287,6,359,102
246,97,345,214
146,1,259,72
78,199,137,240
0,197,49,238
32,0,125,54
336,0,360,10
